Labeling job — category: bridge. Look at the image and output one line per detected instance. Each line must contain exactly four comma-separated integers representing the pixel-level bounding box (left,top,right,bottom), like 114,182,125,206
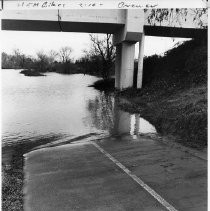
1,9,207,90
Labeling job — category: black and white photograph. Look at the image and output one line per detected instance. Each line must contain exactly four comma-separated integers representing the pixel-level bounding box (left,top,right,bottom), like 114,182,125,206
1,1,208,211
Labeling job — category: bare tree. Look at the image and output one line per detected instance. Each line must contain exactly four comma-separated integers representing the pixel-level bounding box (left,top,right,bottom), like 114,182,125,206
36,51,50,72
89,34,115,79
59,47,73,63
13,48,26,68
48,50,59,63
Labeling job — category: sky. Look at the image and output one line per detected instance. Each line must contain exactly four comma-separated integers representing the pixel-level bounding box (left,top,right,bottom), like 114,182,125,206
1,30,190,60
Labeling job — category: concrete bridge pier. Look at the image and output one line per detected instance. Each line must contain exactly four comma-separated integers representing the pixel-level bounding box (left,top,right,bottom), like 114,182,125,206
137,33,145,89
115,41,136,90
114,38,145,90
113,10,145,90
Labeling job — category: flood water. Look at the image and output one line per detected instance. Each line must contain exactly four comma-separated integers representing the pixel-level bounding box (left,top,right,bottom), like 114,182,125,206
2,69,156,164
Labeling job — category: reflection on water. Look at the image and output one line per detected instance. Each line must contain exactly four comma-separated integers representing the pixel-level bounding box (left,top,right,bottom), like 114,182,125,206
130,114,157,136
2,70,157,167
87,93,157,137
87,92,115,132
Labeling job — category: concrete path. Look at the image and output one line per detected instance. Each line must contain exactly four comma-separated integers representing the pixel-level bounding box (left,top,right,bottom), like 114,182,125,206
24,135,207,211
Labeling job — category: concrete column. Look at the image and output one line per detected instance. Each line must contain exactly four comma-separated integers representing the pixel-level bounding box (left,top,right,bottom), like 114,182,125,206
115,41,135,90
120,42,135,89
137,33,145,89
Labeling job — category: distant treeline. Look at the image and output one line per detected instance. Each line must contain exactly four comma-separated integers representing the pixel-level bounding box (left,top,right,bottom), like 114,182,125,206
1,48,78,74
1,48,115,77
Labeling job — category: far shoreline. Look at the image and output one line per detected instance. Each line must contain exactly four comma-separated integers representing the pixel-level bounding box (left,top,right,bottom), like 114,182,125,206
20,69,46,77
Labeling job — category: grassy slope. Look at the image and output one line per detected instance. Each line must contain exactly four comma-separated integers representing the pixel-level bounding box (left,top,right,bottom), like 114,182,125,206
118,38,207,149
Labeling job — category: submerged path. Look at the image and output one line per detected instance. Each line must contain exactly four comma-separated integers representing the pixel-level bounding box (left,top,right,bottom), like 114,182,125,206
24,135,207,211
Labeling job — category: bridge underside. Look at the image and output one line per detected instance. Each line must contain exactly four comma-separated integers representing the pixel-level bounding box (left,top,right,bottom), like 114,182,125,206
2,19,124,34
2,19,207,38
144,25,207,38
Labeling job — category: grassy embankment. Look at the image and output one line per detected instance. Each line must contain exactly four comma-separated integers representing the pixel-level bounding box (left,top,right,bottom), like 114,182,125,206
119,38,207,149
93,38,207,149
